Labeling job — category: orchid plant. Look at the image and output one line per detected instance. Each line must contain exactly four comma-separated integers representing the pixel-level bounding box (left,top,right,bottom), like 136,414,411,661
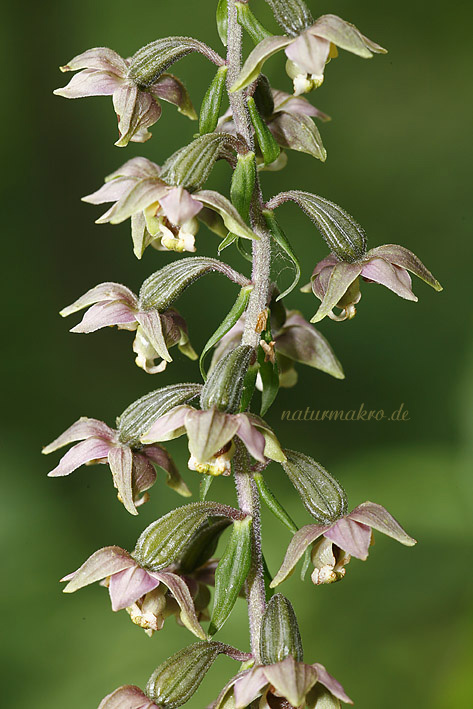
48,1,442,707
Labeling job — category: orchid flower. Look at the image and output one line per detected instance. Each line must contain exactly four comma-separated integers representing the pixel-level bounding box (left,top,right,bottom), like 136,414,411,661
232,14,387,96
61,545,207,639
213,655,352,708
305,245,443,323
54,47,196,146
43,416,189,515
59,281,196,374
271,502,416,587
141,406,286,477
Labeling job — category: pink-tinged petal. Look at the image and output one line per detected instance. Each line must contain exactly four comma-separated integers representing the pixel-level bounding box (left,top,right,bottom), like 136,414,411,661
144,446,191,497
285,32,331,76
60,282,138,317
47,438,111,477
54,69,122,98
361,258,417,301
311,262,363,323
312,664,353,704
234,667,268,708
62,546,135,593
98,685,157,709
132,452,157,498
185,409,239,463
106,157,162,180
159,187,203,226
235,414,266,462
150,73,197,120
194,190,258,241
311,266,333,301
108,445,136,515
276,314,344,379
109,566,160,611
141,406,190,443
312,254,339,278
348,501,416,547
42,417,115,454
59,47,127,75
155,571,207,639
324,518,372,560
70,301,137,334
105,179,168,224
273,90,331,120
82,176,138,206
264,657,318,707
271,524,330,587
309,15,387,57
135,310,172,362
113,84,162,147
367,244,442,291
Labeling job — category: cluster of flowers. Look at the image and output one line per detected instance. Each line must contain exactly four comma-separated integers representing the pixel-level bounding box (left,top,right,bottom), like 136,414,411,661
50,0,441,706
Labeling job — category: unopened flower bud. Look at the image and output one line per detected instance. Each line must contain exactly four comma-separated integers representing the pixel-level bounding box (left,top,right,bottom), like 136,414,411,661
200,345,255,414
282,450,348,523
146,642,223,707
260,593,304,665
264,0,314,36
133,501,240,571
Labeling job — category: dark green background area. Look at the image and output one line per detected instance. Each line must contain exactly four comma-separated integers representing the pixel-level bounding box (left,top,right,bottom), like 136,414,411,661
3,0,472,706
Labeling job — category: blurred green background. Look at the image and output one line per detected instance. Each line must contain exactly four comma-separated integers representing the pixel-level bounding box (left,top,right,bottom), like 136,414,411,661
3,0,473,706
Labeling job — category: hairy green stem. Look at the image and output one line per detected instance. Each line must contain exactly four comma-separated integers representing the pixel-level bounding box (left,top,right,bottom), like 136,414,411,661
227,0,271,660
233,446,266,662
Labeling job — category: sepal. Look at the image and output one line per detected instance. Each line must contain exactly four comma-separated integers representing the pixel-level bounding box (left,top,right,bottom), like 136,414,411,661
260,593,303,665
268,111,326,161
282,450,348,523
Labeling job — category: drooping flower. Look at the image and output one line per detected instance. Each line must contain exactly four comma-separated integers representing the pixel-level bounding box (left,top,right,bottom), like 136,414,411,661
60,545,207,639
271,502,416,587
141,406,286,477
305,244,443,323
210,307,344,388
82,157,257,258
43,415,190,515
53,47,196,146
213,655,352,708
59,281,196,373
98,685,160,709
232,14,387,97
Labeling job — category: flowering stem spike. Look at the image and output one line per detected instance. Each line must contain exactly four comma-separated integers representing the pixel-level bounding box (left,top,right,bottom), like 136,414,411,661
50,0,441,705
